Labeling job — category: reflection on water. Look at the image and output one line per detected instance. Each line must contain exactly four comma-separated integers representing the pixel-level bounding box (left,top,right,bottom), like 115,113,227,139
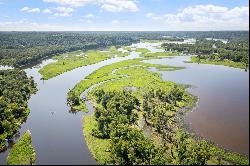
1,42,248,164
131,42,164,53
0,51,139,165
144,56,249,156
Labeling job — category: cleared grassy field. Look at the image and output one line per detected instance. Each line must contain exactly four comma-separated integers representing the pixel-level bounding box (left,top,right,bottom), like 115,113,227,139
83,115,113,165
7,131,36,165
67,57,184,112
39,46,129,80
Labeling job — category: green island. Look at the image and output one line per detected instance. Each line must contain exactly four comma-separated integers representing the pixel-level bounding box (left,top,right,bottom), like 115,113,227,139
7,130,36,165
0,31,249,165
189,56,248,69
135,48,151,53
39,46,129,80
40,45,178,80
67,51,249,165
141,52,179,58
162,38,249,69
67,54,183,112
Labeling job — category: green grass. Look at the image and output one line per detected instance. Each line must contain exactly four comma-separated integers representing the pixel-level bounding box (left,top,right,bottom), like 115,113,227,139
83,115,113,165
210,145,249,165
0,108,31,151
39,47,129,80
66,45,248,165
189,56,248,70
7,131,36,165
79,59,192,165
77,58,249,165
67,58,184,112
135,48,151,53
122,46,132,51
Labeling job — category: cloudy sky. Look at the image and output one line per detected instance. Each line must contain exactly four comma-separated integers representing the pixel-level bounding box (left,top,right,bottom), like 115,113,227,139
0,0,249,31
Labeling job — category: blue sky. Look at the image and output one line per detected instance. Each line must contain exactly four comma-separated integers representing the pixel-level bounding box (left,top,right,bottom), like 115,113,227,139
0,0,249,31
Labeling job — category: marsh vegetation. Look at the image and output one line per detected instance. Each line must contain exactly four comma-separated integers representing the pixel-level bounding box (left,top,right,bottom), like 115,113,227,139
0,31,249,165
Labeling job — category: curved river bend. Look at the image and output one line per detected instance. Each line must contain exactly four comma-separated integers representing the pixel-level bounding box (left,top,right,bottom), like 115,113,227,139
145,56,249,156
0,42,249,164
0,51,139,165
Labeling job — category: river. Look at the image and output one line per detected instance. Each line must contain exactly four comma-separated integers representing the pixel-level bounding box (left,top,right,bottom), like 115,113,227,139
0,42,249,164
0,51,139,165
144,56,249,156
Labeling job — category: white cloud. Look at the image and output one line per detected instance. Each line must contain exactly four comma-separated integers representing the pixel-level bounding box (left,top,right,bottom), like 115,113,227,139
29,8,41,13
43,9,53,14
146,13,153,17
43,0,138,12
146,5,249,30
86,19,93,23
101,0,138,12
85,13,95,18
0,20,83,31
43,0,96,7
20,7,30,12
111,20,119,24
20,7,41,13
54,7,74,17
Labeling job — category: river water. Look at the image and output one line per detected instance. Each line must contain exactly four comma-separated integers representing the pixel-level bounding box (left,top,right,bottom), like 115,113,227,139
0,51,139,165
144,56,249,156
0,42,249,164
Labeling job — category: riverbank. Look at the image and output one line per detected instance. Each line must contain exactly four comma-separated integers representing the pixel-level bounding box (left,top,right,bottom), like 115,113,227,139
81,65,249,164
67,57,184,112
6,131,36,165
0,69,37,152
74,52,249,164
188,56,248,70
39,46,129,80
83,115,113,165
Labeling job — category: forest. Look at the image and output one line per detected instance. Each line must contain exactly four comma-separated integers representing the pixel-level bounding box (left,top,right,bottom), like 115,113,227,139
162,38,249,69
85,88,248,165
0,69,36,151
0,31,249,165
0,32,138,67
0,31,248,67
67,54,248,165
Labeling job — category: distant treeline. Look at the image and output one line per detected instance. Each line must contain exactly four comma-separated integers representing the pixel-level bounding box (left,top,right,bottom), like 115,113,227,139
127,31,249,40
162,38,249,65
0,31,248,67
0,32,139,67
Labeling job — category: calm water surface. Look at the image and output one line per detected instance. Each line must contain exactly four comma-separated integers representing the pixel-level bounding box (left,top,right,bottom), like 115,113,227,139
0,51,139,165
144,56,249,156
1,43,248,164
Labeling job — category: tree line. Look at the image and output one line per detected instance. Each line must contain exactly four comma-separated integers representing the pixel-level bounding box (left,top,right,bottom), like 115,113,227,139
0,69,36,151
1,31,248,68
162,38,249,66
90,88,214,165
0,32,139,67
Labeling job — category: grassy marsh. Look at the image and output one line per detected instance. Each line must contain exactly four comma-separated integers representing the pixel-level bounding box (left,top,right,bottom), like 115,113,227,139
7,131,36,165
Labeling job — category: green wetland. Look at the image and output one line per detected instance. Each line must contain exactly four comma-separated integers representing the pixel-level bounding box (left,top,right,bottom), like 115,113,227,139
0,41,249,165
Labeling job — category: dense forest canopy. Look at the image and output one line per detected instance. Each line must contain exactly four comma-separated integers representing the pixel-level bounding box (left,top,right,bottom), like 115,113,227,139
88,88,246,165
0,31,249,164
162,38,249,67
0,31,248,67
0,32,139,67
0,69,36,151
